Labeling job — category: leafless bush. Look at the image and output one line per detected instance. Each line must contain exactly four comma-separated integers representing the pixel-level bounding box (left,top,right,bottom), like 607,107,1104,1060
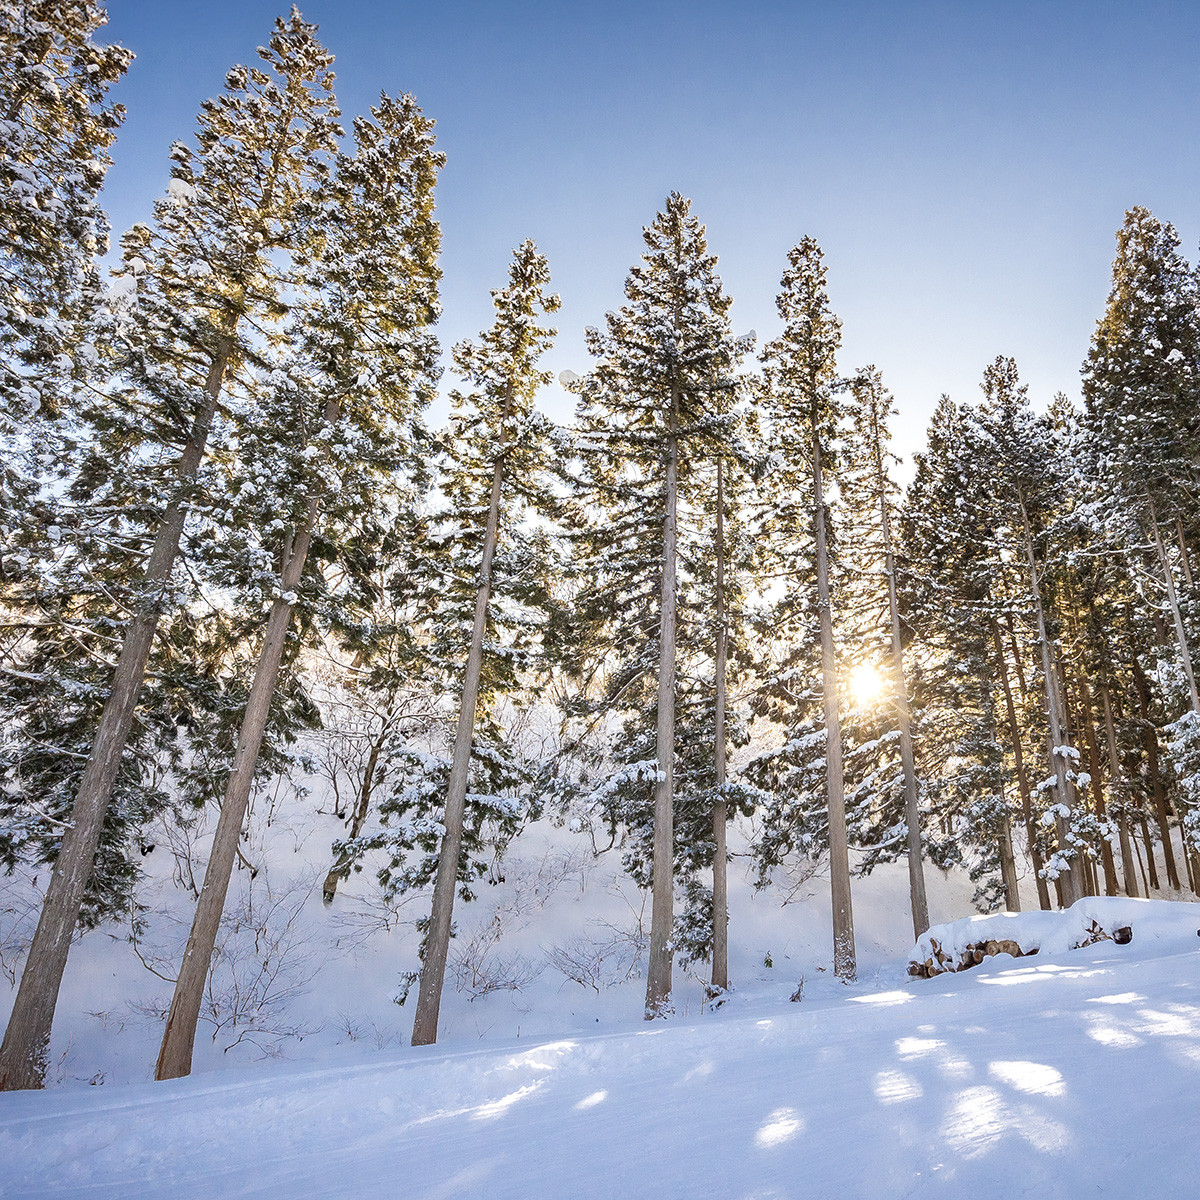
545,918,648,993
450,913,543,1000
325,879,420,950
331,1010,401,1050
0,866,42,986
131,872,321,1057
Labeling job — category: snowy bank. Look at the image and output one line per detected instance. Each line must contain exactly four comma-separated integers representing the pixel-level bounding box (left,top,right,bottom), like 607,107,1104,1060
909,896,1200,977
2,934,1199,1199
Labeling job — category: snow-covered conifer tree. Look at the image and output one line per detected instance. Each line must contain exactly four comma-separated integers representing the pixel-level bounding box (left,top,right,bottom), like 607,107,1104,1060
155,91,442,1079
407,239,561,1046
0,10,339,1091
571,193,746,1016
757,238,856,980
840,366,930,936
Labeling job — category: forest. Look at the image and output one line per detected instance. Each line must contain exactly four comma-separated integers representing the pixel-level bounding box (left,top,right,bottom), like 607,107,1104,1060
3,3,1200,1103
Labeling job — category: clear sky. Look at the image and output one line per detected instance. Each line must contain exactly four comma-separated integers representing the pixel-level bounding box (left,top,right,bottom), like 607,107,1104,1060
99,0,1200,465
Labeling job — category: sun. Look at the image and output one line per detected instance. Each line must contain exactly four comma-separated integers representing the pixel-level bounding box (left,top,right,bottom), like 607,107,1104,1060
850,662,887,707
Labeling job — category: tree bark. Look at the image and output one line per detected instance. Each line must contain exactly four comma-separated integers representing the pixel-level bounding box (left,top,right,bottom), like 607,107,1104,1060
1131,653,1181,891
1176,515,1194,589
0,338,232,1092
997,811,1021,911
1099,683,1138,897
1076,674,1119,895
1148,496,1200,716
873,426,928,937
710,458,729,994
813,416,855,980
1139,815,1160,891
1018,498,1081,907
992,622,1051,910
411,393,511,1046
156,411,329,1080
645,387,680,1018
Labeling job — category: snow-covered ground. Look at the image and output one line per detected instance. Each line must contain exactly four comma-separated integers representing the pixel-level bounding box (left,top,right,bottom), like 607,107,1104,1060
3,785,1199,1197
0,797,996,1089
2,900,1198,1199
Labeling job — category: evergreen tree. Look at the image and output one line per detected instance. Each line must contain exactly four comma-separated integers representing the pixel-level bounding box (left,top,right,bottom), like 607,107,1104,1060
902,394,1037,911
155,90,442,1079
840,365,930,935
0,10,339,1091
408,239,560,1046
757,238,856,979
1083,206,1200,715
0,0,130,536
969,358,1085,905
0,0,138,923
570,193,745,1016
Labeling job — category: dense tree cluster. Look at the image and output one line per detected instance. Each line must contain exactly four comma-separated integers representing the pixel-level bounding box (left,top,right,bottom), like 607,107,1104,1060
3,5,1200,1088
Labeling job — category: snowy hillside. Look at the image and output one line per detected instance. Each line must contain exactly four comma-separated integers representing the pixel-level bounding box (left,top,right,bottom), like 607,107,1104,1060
1,786,994,1089
2,900,1197,1199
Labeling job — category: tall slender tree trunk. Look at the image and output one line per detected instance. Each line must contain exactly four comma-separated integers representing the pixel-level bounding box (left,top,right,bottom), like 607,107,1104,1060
1139,815,1160,891
710,458,729,994
156,405,331,1080
813,418,854,980
992,622,1051,910
1148,496,1200,716
1131,654,1181,891
411,395,511,1046
1099,683,1138,897
1018,498,1081,907
996,809,1021,911
1076,674,1118,895
1133,820,1152,894
645,389,680,1018
874,439,928,936
0,338,233,1092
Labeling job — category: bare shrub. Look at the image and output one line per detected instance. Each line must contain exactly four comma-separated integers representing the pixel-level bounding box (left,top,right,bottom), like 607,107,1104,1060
545,917,648,993
450,913,543,1000
131,872,321,1057
0,865,42,986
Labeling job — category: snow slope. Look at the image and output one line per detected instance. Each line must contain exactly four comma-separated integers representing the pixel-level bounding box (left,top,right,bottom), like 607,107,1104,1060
2,913,1198,1199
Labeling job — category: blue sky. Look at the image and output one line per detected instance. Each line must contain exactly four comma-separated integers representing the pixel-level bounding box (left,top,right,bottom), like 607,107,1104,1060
100,1,1200,462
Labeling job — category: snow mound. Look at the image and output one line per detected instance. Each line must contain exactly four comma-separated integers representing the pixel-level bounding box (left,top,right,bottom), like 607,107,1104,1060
909,897,1200,977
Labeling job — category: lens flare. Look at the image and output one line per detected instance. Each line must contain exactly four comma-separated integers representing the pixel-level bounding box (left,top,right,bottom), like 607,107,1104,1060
850,663,886,706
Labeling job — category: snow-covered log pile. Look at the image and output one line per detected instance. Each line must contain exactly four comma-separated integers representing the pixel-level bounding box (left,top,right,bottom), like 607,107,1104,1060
908,896,1200,978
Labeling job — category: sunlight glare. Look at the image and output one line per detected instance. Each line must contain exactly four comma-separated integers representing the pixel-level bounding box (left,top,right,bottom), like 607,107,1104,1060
754,1107,806,1148
850,662,887,707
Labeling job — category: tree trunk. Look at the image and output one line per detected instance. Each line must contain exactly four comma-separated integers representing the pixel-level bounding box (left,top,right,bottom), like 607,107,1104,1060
875,435,928,937
1018,498,1081,907
1100,683,1139,897
0,338,232,1092
1076,674,1118,896
1131,653,1181,890
156,439,327,1081
645,388,680,1018
411,396,511,1046
813,417,855,980
710,458,729,994
1139,815,1160,891
997,811,1021,911
1176,515,1194,589
992,622,1051,910
1148,495,1200,716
